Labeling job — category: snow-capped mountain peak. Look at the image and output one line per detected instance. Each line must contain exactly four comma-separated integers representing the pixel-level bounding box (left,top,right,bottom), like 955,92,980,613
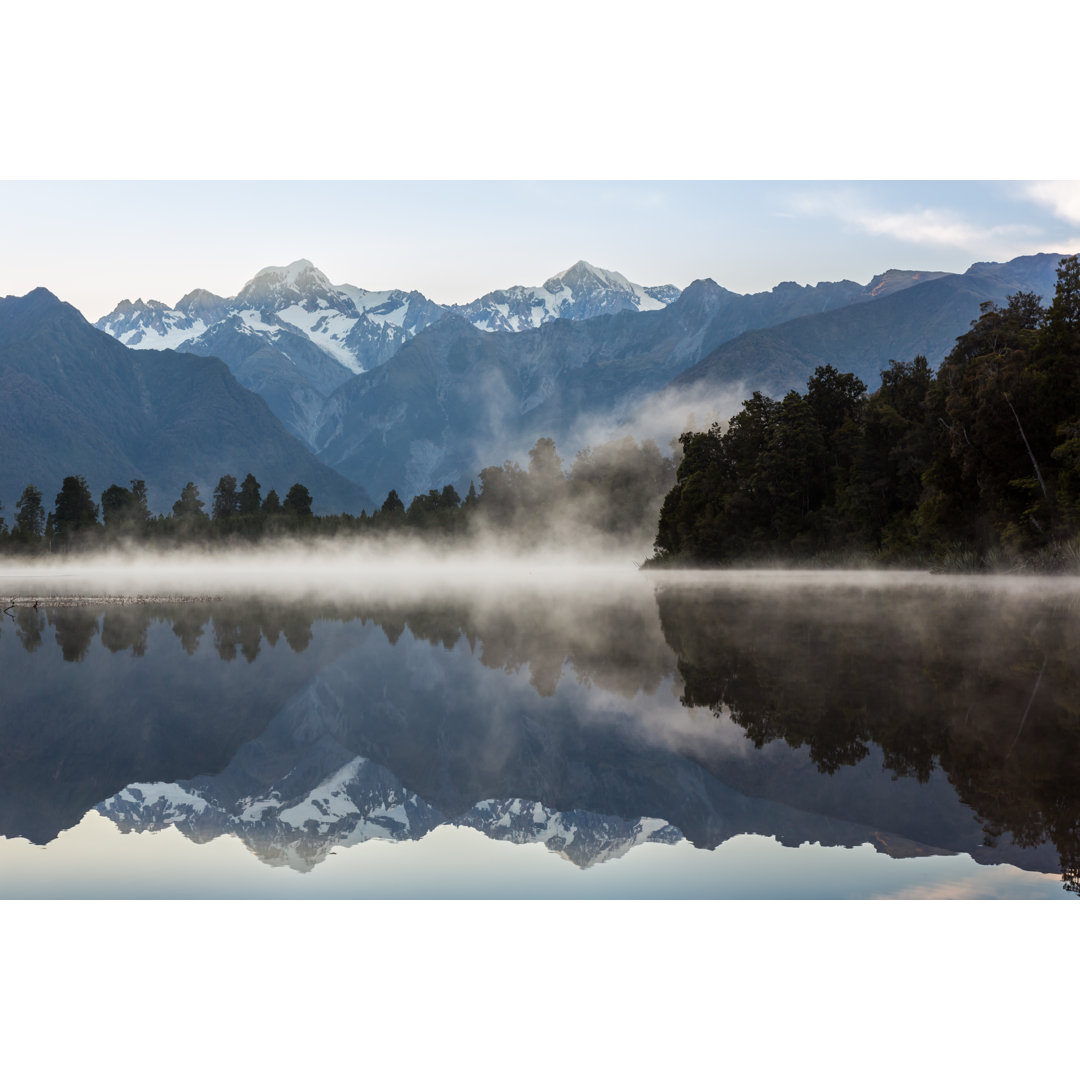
451,259,682,332
174,287,227,322
543,258,634,295
236,258,342,311
97,296,209,350
255,256,318,283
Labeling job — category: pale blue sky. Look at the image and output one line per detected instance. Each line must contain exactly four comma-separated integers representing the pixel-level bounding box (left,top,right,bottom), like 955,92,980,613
2,180,1078,322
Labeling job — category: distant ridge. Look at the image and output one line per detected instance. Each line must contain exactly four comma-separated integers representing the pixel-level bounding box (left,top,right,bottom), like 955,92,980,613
669,251,1071,399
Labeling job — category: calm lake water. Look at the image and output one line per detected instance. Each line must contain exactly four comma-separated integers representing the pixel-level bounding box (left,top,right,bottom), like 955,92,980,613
2,563,1078,898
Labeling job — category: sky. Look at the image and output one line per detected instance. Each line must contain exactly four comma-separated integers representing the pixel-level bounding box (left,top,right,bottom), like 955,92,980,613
2,179,1079,321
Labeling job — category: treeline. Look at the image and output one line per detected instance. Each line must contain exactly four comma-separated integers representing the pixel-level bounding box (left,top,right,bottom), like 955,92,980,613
0,474,322,552
651,255,1080,569
0,434,674,553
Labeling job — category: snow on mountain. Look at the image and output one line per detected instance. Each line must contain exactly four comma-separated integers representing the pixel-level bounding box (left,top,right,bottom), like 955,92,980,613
236,258,339,305
97,761,683,872
95,259,443,380
458,797,681,868
93,258,683,448
451,259,681,332
101,298,210,350
97,258,683,366
100,754,442,872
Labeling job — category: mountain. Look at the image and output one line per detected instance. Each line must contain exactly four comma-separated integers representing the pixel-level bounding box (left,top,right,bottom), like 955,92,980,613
92,257,949,487
91,252,1046,505
310,267,949,500
668,252,1071,401
309,298,717,499
96,260,444,445
450,259,681,330
0,288,372,516
94,259,683,446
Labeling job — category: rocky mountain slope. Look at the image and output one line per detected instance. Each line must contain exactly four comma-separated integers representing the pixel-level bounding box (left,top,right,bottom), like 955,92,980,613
94,259,682,444
669,252,1068,400
0,288,372,516
308,268,954,500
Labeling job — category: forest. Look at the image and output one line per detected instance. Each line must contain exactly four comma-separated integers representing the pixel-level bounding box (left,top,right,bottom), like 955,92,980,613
0,434,674,554
649,255,1080,569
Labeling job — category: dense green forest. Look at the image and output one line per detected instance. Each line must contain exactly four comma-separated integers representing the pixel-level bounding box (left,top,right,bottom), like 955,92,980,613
650,255,1080,569
0,434,673,554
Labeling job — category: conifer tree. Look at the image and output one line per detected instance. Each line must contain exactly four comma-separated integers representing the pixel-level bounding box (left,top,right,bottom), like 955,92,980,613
212,475,239,520
53,476,99,544
13,485,45,543
173,482,208,521
283,483,313,517
238,473,262,515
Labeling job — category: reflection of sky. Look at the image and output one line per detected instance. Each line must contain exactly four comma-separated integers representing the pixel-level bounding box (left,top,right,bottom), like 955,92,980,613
0,812,1069,900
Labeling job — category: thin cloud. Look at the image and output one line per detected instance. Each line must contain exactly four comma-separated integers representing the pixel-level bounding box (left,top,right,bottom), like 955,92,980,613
1023,180,1080,226
789,188,1040,259
853,208,1035,250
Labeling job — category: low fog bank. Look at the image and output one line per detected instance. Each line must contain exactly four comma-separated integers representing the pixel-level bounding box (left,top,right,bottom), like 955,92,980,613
6,544,1080,605
651,566,1080,599
0,534,657,603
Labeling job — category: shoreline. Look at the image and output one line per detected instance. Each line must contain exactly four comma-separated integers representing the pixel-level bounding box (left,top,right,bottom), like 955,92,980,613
3,595,223,608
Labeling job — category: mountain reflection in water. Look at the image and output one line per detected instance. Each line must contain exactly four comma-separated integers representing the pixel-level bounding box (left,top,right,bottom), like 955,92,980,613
2,572,1078,897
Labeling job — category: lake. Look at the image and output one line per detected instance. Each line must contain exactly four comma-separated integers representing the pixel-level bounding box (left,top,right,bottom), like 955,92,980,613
2,556,1078,899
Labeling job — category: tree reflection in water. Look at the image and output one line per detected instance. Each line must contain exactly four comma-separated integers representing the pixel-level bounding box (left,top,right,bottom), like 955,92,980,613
655,579,1080,893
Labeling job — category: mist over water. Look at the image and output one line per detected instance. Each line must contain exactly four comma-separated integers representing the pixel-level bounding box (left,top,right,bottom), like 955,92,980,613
0,537,653,603
2,553,1079,898
9,537,1080,603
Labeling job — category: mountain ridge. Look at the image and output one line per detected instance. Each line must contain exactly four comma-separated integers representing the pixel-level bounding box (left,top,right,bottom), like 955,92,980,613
0,288,372,516
307,262,966,500
94,258,683,445
670,251,1070,399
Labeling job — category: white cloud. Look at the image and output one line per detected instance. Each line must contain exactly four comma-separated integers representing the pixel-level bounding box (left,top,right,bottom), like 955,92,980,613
1023,181,1080,226
788,188,1042,260
851,207,1035,249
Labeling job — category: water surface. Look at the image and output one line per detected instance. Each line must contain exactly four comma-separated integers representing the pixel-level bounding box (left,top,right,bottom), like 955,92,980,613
2,565,1077,898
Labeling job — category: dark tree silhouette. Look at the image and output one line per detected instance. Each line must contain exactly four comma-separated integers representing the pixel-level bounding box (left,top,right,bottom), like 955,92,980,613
53,476,99,544
212,475,239,520
238,473,262,516
172,482,208,522
283,483,313,517
13,485,45,543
